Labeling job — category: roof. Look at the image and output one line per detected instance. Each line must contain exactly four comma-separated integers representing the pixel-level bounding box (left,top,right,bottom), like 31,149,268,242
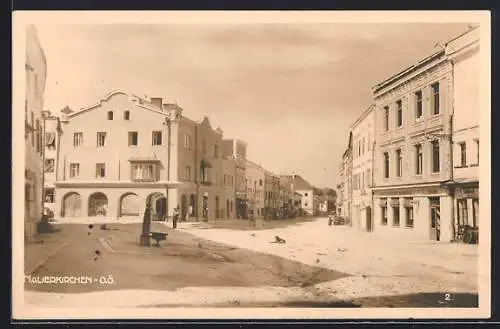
280,174,314,190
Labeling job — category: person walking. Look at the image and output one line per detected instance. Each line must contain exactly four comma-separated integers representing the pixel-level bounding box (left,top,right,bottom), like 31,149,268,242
172,206,180,229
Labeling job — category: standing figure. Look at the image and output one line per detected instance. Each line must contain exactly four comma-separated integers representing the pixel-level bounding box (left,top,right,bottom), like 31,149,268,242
172,206,180,229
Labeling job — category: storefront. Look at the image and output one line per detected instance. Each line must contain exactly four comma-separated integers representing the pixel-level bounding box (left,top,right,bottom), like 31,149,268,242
446,181,479,243
373,183,454,242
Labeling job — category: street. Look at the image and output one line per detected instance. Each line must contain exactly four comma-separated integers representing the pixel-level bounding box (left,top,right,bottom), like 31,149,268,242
24,217,478,308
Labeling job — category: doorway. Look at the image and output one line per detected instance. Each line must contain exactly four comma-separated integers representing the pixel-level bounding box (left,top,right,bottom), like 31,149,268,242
429,197,440,241
365,206,372,232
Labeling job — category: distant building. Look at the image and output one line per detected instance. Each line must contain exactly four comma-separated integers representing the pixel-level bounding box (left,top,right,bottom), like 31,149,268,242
444,26,480,238
245,161,266,219
337,132,353,222
264,170,280,219
350,105,376,232
222,138,248,219
280,174,315,216
25,25,47,241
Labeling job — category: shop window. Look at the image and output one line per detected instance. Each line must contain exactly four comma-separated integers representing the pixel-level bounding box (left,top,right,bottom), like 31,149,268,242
393,205,400,226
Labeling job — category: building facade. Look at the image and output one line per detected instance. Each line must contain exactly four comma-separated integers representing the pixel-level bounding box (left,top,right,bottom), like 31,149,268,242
264,170,280,219
371,48,454,242
25,25,47,241
280,174,315,216
350,105,376,232
445,26,480,239
222,138,248,219
245,161,266,219
221,157,236,220
53,90,227,223
42,114,62,217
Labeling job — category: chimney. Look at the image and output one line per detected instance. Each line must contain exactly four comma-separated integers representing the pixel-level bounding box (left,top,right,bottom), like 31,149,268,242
150,97,163,109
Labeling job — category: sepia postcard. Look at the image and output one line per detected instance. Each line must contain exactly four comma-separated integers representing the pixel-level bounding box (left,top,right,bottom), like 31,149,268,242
12,10,491,320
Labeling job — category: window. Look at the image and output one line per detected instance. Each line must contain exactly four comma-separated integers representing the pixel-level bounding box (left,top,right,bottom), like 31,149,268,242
44,188,55,203
358,142,361,156
362,138,365,155
107,111,114,120
152,131,162,145
128,131,138,146
185,166,191,181
124,111,130,120
259,179,263,186
97,132,106,147
46,132,56,149
73,132,83,147
305,202,308,207
431,82,440,115
472,198,479,227
44,159,55,173
396,149,402,177
305,192,308,196
202,140,207,154
457,199,468,226
95,163,106,178
405,203,414,227
214,144,219,158
415,144,423,175
393,204,400,226
383,106,389,131
31,111,35,146
383,152,389,178
459,142,467,166
415,90,423,118
431,140,440,173
368,135,371,151
184,134,192,149
131,163,155,181
69,163,80,178
366,169,371,187
36,120,41,153
475,139,479,165
396,99,403,127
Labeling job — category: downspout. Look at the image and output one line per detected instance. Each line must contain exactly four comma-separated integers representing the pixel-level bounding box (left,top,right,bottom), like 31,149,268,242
166,116,172,220
371,140,376,232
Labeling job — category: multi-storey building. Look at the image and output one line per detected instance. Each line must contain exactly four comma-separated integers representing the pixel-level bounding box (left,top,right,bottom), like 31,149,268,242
42,114,62,217
278,178,294,218
245,161,266,219
371,46,454,242
280,174,315,216
53,90,226,222
25,25,47,241
221,156,236,220
350,105,376,232
222,138,248,219
264,170,280,219
444,26,480,239
337,133,353,222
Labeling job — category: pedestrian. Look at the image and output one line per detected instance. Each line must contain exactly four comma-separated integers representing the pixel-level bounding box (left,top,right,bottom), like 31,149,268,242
172,206,180,229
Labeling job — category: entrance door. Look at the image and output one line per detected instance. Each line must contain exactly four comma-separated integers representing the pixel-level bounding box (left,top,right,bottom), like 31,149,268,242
429,197,440,241
366,207,372,232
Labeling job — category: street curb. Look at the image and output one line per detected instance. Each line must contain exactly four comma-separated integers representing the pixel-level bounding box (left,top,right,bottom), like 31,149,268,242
25,242,68,276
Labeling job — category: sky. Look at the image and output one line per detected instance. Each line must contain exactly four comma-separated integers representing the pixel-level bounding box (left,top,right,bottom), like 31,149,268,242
35,22,470,189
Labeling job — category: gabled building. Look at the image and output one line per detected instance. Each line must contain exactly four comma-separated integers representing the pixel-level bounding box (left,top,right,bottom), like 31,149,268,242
53,90,226,222
280,174,315,216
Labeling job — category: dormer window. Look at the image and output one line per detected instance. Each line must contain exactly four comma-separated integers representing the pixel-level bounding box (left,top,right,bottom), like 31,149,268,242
107,111,114,120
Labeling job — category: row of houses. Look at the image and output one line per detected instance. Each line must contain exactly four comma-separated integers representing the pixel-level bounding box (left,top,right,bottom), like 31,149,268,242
41,93,321,224
336,26,481,243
